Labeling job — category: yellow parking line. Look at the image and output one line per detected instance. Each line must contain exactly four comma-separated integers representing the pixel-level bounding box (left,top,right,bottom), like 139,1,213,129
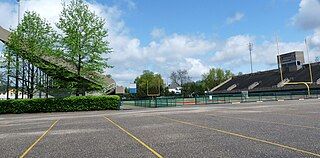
103,116,163,158
20,119,59,158
158,116,320,157
204,114,320,130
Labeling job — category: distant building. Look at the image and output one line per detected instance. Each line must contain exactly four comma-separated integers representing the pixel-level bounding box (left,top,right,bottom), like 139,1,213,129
0,89,28,100
168,83,182,94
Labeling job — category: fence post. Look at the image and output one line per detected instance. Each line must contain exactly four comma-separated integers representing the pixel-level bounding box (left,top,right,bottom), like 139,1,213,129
166,98,168,107
183,96,184,105
259,94,262,101
155,97,157,108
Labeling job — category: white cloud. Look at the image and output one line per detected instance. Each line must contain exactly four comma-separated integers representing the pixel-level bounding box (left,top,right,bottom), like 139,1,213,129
292,0,320,30
226,12,244,24
183,58,210,79
291,0,320,65
212,35,253,63
255,41,306,65
153,34,216,58
106,33,217,84
0,2,17,29
150,28,165,39
124,0,136,10
21,0,62,25
2,0,319,87
210,35,314,73
308,29,320,47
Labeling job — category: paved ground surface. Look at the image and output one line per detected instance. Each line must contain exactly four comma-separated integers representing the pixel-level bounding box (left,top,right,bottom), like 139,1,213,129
1,99,320,157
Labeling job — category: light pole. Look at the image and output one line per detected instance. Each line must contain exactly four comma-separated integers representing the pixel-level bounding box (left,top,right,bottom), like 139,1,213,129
17,0,20,23
248,42,253,74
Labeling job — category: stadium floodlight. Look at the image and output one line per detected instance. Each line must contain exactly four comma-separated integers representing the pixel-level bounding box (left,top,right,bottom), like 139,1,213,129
248,42,253,74
17,0,34,23
17,0,20,24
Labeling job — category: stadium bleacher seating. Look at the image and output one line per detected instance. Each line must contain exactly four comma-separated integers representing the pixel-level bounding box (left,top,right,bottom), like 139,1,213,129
212,63,320,93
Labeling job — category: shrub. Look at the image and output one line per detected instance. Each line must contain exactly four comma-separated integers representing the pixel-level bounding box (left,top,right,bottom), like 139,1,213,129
0,95,120,114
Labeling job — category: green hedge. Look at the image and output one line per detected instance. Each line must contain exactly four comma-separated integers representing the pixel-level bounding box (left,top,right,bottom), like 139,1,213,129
0,95,120,114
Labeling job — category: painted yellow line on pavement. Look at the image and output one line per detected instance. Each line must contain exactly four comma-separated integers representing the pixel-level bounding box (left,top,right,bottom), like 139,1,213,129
204,113,320,130
20,119,59,158
103,116,163,158
158,116,320,157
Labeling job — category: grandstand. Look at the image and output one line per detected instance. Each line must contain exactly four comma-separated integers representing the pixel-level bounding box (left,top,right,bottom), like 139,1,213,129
210,51,320,94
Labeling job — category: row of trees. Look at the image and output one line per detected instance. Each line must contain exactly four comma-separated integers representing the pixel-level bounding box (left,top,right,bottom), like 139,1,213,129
130,68,234,98
1,0,112,99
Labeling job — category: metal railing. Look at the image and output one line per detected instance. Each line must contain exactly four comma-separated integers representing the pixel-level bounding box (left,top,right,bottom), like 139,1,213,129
124,90,320,108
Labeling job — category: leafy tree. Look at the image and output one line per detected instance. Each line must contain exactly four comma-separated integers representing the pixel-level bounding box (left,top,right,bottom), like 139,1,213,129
181,80,205,97
170,69,191,86
56,0,112,95
202,68,234,91
134,70,164,98
4,11,58,98
0,71,6,86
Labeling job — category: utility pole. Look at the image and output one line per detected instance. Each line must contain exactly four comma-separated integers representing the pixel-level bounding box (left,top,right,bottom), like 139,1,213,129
248,42,253,74
305,38,313,83
18,0,20,23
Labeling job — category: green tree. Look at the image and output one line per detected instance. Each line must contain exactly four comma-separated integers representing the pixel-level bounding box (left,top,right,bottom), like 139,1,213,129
181,81,205,97
134,70,165,98
202,68,234,91
56,0,112,96
4,11,58,98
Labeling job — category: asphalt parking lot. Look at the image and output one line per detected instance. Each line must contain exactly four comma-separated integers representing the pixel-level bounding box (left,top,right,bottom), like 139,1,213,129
1,99,320,157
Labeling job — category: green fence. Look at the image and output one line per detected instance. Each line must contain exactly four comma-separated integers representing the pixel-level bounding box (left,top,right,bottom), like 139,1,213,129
124,90,320,108
200,90,320,105
131,97,177,108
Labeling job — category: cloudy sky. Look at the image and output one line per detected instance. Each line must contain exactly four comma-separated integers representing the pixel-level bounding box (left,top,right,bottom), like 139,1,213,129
1,0,320,86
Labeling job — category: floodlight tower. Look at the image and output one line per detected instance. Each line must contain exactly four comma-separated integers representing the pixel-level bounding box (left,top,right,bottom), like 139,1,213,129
248,42,253,74
17,0,20,22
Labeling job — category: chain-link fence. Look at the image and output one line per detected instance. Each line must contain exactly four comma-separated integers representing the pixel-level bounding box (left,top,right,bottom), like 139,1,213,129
123,90,320,108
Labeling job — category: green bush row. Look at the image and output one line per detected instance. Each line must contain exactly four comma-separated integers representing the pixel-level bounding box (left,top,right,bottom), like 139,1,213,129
0,95,120,114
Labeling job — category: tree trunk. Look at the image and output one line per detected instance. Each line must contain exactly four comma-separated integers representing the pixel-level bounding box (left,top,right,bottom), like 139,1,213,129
76,54,81,96
15,56,19,99
30,64,35,98
46,74,49,98
27,63,30,98
39,70,42,98
6,59,10,100
22,59,25,99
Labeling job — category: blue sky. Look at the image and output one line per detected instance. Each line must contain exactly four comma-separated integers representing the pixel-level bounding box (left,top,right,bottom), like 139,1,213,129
1,0,320,86
112,0,306,43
